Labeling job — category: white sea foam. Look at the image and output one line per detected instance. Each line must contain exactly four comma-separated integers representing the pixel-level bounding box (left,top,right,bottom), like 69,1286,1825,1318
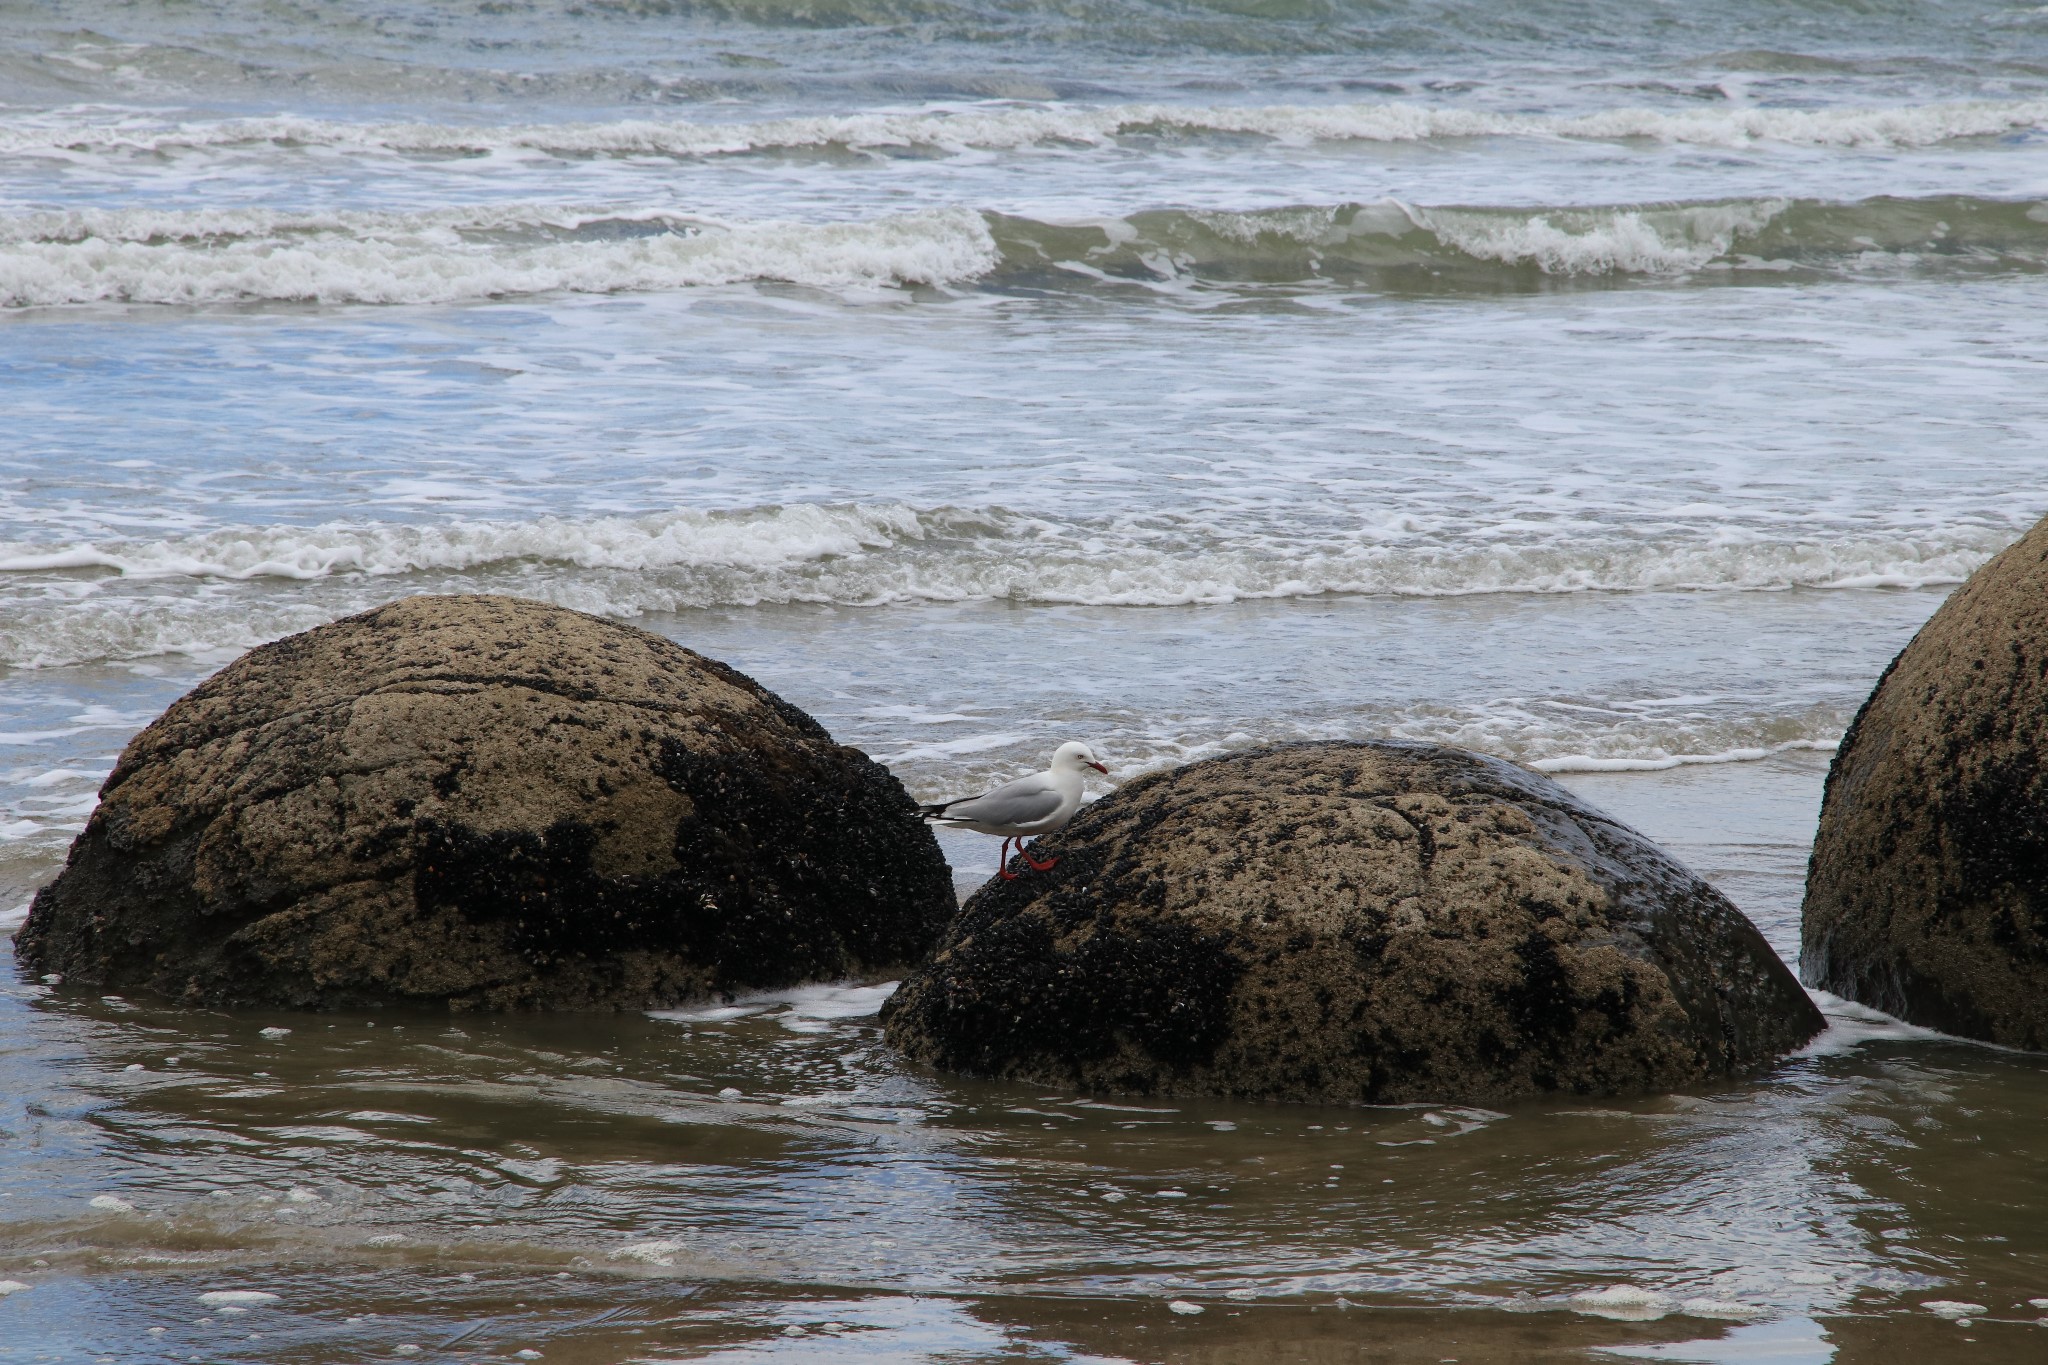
1793,991,1987,1059
0,503,924,581
3,192,2037,308
1567,1287,1764,1325
1413,199,1787,275
612,1239,687,1266
0,509,1998,671
650,981,898,1029
0,506,1998,599
5,98,2043,162
1675,1297,1766,1320
0,205,997,307
1161,198,1803,277
1571,1284,1670,1320
1529,740,1836,773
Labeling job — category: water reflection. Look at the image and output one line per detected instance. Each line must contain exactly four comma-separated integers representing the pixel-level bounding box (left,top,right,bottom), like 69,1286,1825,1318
4,756,2046,1362
4,940,2047,1363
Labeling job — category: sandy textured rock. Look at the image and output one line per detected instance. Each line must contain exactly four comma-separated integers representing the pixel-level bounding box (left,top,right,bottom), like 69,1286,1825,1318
883,741,1820,1105
14,594,954,1010
1802,518,2048,1048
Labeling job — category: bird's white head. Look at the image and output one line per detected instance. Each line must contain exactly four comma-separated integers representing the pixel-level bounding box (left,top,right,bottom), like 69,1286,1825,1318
1051,741,1109,775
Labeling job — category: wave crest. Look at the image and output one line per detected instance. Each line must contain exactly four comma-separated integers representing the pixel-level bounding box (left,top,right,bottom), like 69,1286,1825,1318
4,193,2043,307
0,504,2000,602
0,206,996,306
6,98,2045,160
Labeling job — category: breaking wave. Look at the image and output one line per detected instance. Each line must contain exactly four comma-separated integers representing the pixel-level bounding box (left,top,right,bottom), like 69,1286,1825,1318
6,98,2046,160
0,205,997,306
0,503,2005,668
4,194,2043,307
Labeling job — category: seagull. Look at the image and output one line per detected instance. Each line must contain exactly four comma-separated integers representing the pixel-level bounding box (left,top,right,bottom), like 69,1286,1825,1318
921,742,1109,881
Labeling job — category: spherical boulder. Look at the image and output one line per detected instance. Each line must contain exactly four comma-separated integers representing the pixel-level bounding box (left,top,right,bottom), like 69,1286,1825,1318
14,594,955,1010
1802,517,2048,1047
882,741,1821,1106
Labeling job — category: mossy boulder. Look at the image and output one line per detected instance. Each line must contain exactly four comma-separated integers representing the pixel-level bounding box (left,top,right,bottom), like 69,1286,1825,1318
882,741,1820,1106
14,594,954,1010
1802,517,2048,1048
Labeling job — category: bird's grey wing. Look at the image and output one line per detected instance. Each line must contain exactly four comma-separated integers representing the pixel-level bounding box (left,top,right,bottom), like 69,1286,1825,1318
933,773,1063,826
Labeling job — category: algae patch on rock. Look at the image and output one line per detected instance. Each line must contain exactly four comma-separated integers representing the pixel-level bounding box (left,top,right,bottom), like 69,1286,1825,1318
1802,516,2048,1048
14,594,955,1010
884,741,1820,1105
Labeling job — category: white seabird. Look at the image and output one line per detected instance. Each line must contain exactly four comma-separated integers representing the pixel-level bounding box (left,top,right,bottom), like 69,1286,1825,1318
921,741,1109,881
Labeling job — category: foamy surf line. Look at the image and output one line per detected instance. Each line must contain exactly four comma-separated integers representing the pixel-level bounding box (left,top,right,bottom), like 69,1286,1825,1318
0,515,2003,665
0,206,998,307
1530,739,1838,772
9,193,2048,307
1795,990,2013,1058
0,507,2001,597
6,97,2047,159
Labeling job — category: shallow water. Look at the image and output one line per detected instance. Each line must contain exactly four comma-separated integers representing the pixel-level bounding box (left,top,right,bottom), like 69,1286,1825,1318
5,0,2048,1359
5,759,2048,1364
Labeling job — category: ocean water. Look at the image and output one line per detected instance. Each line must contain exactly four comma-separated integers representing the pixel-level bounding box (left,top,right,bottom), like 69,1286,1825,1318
3,1,2048,1360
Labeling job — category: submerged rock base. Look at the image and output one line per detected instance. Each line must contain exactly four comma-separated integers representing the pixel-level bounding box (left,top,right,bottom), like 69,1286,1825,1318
884,741,1821,1106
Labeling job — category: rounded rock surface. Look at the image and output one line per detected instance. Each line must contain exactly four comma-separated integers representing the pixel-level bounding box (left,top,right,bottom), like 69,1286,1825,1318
1802,517,2048,1048
883,741,1821,1106
14,594,955,1010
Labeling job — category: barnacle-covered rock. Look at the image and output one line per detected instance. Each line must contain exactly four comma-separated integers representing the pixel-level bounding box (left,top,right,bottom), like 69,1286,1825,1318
885,741,1820,1105
1803,517,2048,1048
15,594,953,1010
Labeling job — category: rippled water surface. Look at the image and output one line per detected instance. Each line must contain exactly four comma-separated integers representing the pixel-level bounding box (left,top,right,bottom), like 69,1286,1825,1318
4,0,2048,1360
5,765,2048,1364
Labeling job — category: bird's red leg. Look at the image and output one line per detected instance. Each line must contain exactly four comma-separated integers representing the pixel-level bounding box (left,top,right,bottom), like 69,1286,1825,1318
997,836,1019,881
1021,838,1058,872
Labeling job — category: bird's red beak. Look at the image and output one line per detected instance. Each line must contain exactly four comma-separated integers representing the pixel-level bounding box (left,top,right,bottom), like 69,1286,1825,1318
1089,762,1108,774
